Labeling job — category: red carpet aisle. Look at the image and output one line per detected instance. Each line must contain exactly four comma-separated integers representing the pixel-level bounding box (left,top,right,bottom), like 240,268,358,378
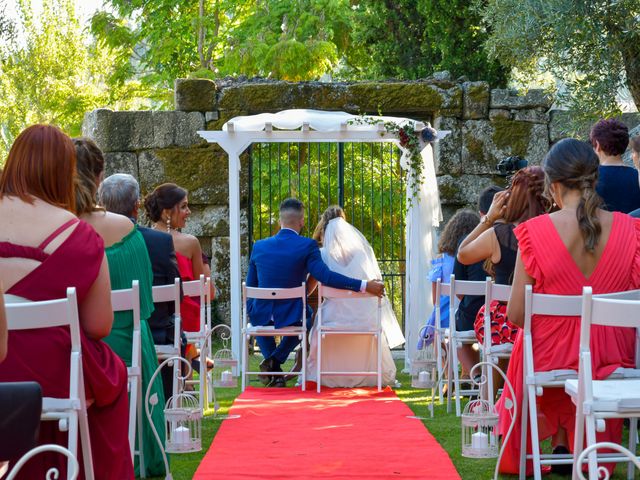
194,386,460,479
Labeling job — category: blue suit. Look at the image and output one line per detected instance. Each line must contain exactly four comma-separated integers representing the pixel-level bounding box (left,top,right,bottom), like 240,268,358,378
246,228,362,364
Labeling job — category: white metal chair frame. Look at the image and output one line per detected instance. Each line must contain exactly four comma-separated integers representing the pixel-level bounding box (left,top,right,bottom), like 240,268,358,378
110,280,145,477
151,278,182,402
182,274,211,411
316,284,382,393
241,282,307,391
518,287,640,480
568,287,640,480
447,274,487,416
5,288,94,480
433,278,451,405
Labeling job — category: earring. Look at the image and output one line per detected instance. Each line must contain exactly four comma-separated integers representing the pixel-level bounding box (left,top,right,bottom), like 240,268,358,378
166,217,171,232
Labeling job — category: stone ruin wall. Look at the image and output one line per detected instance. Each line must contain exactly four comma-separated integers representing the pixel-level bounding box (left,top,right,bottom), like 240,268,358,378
82,77,640,323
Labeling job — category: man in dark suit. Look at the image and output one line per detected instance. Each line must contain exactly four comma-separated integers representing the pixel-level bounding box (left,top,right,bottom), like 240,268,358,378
98,173,181,399
246,198,384,387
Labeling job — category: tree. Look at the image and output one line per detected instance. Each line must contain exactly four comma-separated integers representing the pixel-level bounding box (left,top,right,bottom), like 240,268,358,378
346,0,508,85
0,0,149,161
481,0,640,119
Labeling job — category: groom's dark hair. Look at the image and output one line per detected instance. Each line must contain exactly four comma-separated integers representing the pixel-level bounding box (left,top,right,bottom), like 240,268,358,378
279,198,304,224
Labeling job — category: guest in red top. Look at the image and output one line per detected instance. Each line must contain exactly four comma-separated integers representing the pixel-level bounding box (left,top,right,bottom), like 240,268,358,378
497,138,639,475
0,125,133,479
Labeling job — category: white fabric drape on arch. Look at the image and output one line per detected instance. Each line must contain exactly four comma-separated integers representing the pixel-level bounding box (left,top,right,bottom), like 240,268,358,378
402,143,442,371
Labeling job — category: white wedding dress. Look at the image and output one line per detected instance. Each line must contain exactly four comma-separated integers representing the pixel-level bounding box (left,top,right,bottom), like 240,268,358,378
306,217,405,387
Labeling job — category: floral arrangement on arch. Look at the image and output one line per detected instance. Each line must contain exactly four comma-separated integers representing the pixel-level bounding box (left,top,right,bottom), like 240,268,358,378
348,116,438,202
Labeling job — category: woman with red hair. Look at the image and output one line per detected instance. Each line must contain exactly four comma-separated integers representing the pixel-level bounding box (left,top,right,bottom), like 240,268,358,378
0,125,133,479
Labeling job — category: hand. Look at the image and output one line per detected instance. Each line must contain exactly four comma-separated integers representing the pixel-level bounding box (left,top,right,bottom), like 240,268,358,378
485,190,509,223
365,280,385,298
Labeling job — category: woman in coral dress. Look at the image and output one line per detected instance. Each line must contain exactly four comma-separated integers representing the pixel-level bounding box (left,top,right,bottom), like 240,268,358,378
0,125,133,479
497,138,638,475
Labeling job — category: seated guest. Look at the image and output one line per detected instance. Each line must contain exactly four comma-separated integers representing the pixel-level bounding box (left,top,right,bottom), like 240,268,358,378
497,138,639,476
591,118,640,213
0,290,6,363
0,125,133,478
418,209,479,349
457,166,549,346
73,139,166,477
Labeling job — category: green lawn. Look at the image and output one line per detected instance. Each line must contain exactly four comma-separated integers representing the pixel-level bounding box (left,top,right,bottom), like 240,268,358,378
148,357,637,480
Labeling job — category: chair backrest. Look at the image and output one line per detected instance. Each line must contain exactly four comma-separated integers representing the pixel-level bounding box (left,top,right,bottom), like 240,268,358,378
183,275,206,333
524,285,582,335
151,278,181,348
242,282,307,328
448,274,488,335
317,284,381,329
110,281,141,370
490,282,511,303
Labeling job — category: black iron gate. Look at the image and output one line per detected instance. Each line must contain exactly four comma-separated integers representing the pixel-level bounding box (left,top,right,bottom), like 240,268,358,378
248,142,406,331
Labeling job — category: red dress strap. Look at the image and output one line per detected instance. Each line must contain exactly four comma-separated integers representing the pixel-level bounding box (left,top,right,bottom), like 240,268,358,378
37,218,79,250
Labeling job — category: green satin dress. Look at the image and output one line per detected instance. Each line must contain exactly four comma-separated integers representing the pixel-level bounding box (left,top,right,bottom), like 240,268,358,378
103,226,167,477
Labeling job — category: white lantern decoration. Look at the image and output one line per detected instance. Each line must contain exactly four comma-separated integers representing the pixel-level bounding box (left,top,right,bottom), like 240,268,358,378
411,345,436,388
164,392,202,453
461,399,499,458
213,351,238,388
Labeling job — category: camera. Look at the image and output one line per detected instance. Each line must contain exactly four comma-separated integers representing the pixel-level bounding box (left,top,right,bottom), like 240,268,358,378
496,156,528,176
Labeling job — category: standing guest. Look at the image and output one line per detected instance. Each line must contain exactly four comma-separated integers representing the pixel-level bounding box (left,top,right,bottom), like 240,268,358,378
0,125,133,479
417,209,479,349
73,139,166,477
457,166,549,347
497,138,639,476
591,118,640,213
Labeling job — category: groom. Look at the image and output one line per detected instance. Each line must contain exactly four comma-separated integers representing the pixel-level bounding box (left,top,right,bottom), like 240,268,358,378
246,198,384,387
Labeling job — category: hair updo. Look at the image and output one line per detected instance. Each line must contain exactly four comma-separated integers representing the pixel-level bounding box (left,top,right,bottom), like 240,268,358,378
144,183,187,222
503,166,549,224
543,138,602,252
73,137,105,216
312,205,345,245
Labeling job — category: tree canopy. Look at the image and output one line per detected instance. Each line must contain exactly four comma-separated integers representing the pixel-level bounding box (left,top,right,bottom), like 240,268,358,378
481,0,640,119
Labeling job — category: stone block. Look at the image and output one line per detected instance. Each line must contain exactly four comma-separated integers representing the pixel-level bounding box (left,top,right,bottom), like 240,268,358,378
184,205,229,237
437,174,497,206
489,109,511,120
491,88,553,110
461,118,548,174
175,78,217,112
434,117,462,175
462,81,490,120
151,111,206,148
103,152,138,179
83,109,154,152
512,108,548,123
138,145,229,203
205,111,219,122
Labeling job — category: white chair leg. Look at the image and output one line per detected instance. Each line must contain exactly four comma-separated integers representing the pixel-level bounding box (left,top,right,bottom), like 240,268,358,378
628,418,638,480
78,406,94,480
241,334,248,392
519,380,529,480
317,330,322,394
127,376,138,462
585,416,599,479
452,344,462,417
572,386,586,480
136,379,146,478
528,384,542,480
446,342,453,414
377,333,382,392
436,339,444,403
301,331,307,392
199,344,207,411
486,356,495,407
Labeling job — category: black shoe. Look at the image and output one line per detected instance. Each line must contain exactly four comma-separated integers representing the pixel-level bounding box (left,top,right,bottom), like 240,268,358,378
551,445,572,475
259,357,283,386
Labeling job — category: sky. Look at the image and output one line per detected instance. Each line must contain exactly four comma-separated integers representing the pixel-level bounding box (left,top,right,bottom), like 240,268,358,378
4,0,105,25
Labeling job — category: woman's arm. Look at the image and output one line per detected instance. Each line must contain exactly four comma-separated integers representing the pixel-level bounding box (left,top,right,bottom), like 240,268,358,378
0,288,7,363
307,275,318,295
188,236,205,279
79,255,114,340
505,250,535,328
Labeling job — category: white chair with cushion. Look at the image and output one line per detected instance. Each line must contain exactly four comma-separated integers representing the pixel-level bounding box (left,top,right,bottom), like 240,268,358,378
110,280,145,476
5,288,94,480
316,283,382,393
241,282,307,391
566,287,640,480
151,278,182,401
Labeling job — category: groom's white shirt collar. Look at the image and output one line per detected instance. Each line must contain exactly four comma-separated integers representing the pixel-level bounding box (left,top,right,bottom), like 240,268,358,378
280,227,299,235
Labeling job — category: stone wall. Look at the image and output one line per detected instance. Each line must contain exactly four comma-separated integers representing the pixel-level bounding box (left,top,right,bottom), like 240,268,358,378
83,75,625,322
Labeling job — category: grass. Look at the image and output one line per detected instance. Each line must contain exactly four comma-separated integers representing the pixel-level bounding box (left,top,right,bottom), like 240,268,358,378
148,357,637,480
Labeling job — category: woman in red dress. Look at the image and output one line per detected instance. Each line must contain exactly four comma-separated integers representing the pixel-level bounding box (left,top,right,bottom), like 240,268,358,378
497,138,638,475
0,125,133,479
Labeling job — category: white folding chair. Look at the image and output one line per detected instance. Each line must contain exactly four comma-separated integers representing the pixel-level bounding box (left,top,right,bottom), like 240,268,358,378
447,274,487,416
566,287,640,480
480,281,513,407
183,274,209,411
316,284,382,393
5,288,94,480
518,287,640,479
433,278,450,404
151,278,182,401
241,282,307,391
110,280,145,477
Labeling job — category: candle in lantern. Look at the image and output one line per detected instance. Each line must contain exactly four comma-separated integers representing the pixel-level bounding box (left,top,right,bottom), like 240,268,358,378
418,371,430,383
221,370,233,383
471,431,488,450
174,426,190,444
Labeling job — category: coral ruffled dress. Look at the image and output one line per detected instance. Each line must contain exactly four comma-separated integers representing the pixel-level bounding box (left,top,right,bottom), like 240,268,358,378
0,219,133,479
496,213,638,474
175,251,200,332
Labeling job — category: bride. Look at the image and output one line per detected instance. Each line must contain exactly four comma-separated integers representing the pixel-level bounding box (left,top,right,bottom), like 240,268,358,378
306,206,405,387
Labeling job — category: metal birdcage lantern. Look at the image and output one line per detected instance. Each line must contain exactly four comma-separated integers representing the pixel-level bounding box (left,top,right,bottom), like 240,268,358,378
212,350,238,388
164,392,202,453
411,343,437,389
461,398,499,458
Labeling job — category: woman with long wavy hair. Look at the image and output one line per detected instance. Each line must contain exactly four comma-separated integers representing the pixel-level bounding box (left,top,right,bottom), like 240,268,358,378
496,139,640,476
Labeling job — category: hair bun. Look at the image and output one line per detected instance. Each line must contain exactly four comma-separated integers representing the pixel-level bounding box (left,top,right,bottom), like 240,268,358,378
143,191,161,222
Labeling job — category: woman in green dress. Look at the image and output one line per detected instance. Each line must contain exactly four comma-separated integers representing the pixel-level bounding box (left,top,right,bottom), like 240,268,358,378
73,137,167,477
